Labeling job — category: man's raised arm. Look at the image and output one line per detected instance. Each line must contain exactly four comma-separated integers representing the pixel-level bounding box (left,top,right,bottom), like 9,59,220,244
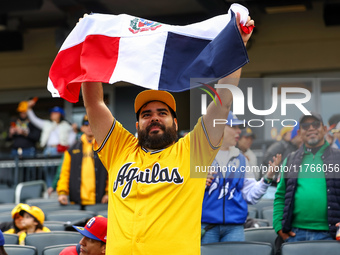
82,82,114,146
203,13,254,146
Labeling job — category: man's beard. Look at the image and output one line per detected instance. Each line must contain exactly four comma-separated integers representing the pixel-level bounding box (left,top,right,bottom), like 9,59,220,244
306,137,321,147
138,122,178,150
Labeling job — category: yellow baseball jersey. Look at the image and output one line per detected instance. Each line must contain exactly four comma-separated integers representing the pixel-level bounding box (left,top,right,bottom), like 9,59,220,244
94,117,220,255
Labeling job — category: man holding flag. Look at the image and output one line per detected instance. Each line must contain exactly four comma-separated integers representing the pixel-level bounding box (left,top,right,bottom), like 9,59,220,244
49,4,254,255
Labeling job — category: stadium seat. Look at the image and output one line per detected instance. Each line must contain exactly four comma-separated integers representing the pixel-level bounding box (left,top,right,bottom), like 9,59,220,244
24,231,82,255
0,203,16,213
84,203,108,214
261,206,273,226
42,244,78,255
45,210,95,223
281,240,340,255
3,233,19,244
26,197,59,206
4,244,37,255
97,210,108,218
15,180,48,204
247,206,258,219
0,212,12,223
43,221,67,231
0,188,15,203
251,199,274,219
201,241,273,255
244,227,276,254
38,204,82,214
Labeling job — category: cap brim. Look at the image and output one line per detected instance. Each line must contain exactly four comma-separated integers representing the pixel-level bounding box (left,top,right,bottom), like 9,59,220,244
73,226,101,242
134,90,176,114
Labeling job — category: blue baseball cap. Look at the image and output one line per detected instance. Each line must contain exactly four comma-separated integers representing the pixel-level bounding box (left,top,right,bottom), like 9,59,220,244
226,111,245,127
0,230,5,246
50,106,65,116
291,123,300,139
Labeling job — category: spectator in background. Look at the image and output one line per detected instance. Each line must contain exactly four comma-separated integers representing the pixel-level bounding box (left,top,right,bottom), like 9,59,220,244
27,99,76,156
6,99,40,158
262,126,294,168
289,123,302,151
18,205,50,245
26,99,76,187
237,127,258,179
201,112,277,243
330,121,340,149
2,203,29,234
0,230,8,255
57,115,108,206
273,112,340,252
60,216,107,255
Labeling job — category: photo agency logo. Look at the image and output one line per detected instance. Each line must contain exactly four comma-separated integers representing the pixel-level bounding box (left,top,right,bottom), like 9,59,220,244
199,82,312,128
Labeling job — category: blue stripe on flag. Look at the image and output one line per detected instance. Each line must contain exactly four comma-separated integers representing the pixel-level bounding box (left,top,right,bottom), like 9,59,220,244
158,11,249,92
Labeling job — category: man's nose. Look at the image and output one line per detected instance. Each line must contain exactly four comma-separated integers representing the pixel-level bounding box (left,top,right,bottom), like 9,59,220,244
150,114,159,122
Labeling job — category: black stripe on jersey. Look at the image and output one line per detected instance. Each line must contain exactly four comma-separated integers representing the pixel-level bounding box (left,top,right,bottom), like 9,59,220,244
95,118,116,153
201,117,220,150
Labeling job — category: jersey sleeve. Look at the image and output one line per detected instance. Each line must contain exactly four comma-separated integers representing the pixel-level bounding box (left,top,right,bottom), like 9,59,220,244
93,118,138,172
189,117,222,178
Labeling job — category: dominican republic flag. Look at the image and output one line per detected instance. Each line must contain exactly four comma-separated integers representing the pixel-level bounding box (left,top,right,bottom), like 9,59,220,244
48,5,250,103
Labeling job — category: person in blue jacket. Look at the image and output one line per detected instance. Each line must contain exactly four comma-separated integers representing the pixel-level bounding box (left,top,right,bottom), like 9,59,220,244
201,111,278,243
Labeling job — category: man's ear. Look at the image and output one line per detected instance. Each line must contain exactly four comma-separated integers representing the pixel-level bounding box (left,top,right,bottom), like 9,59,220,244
174,118,178,131
101,244,106,254
136,122,139,130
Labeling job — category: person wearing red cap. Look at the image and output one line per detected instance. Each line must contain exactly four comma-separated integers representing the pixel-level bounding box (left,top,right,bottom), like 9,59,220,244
81,13,254,255
60,216,107,255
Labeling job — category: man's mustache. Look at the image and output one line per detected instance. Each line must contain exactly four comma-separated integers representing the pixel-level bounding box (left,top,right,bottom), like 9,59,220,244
146,122,165,133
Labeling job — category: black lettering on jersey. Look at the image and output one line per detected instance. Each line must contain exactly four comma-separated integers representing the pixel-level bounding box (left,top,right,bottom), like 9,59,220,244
113,162,184,198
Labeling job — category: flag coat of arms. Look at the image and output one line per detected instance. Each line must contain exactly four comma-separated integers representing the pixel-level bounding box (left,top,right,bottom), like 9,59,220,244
48,5,249,103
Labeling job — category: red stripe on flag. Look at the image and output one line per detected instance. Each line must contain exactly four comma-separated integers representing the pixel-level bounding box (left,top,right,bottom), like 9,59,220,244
49,35,120,103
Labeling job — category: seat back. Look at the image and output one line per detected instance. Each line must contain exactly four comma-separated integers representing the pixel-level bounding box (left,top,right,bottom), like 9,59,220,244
0,212,12,222
97,210,108,218
84,203,108,214
247,206,258,218
42,244,78,255
3,233,19,244
39,204,81,214
0,188,15,203
281,240,340,255
201,241,273,255
244,227,276,254
261,206,273,226
26,198,59,206
0,203,16,213
15,180,48,204
45,210,95,223
4,244,37,255
251,199,274,219
24,231,82,255
43,221,67,231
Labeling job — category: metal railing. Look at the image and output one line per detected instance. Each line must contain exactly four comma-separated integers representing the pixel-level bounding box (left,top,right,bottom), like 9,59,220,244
0,156,62,186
